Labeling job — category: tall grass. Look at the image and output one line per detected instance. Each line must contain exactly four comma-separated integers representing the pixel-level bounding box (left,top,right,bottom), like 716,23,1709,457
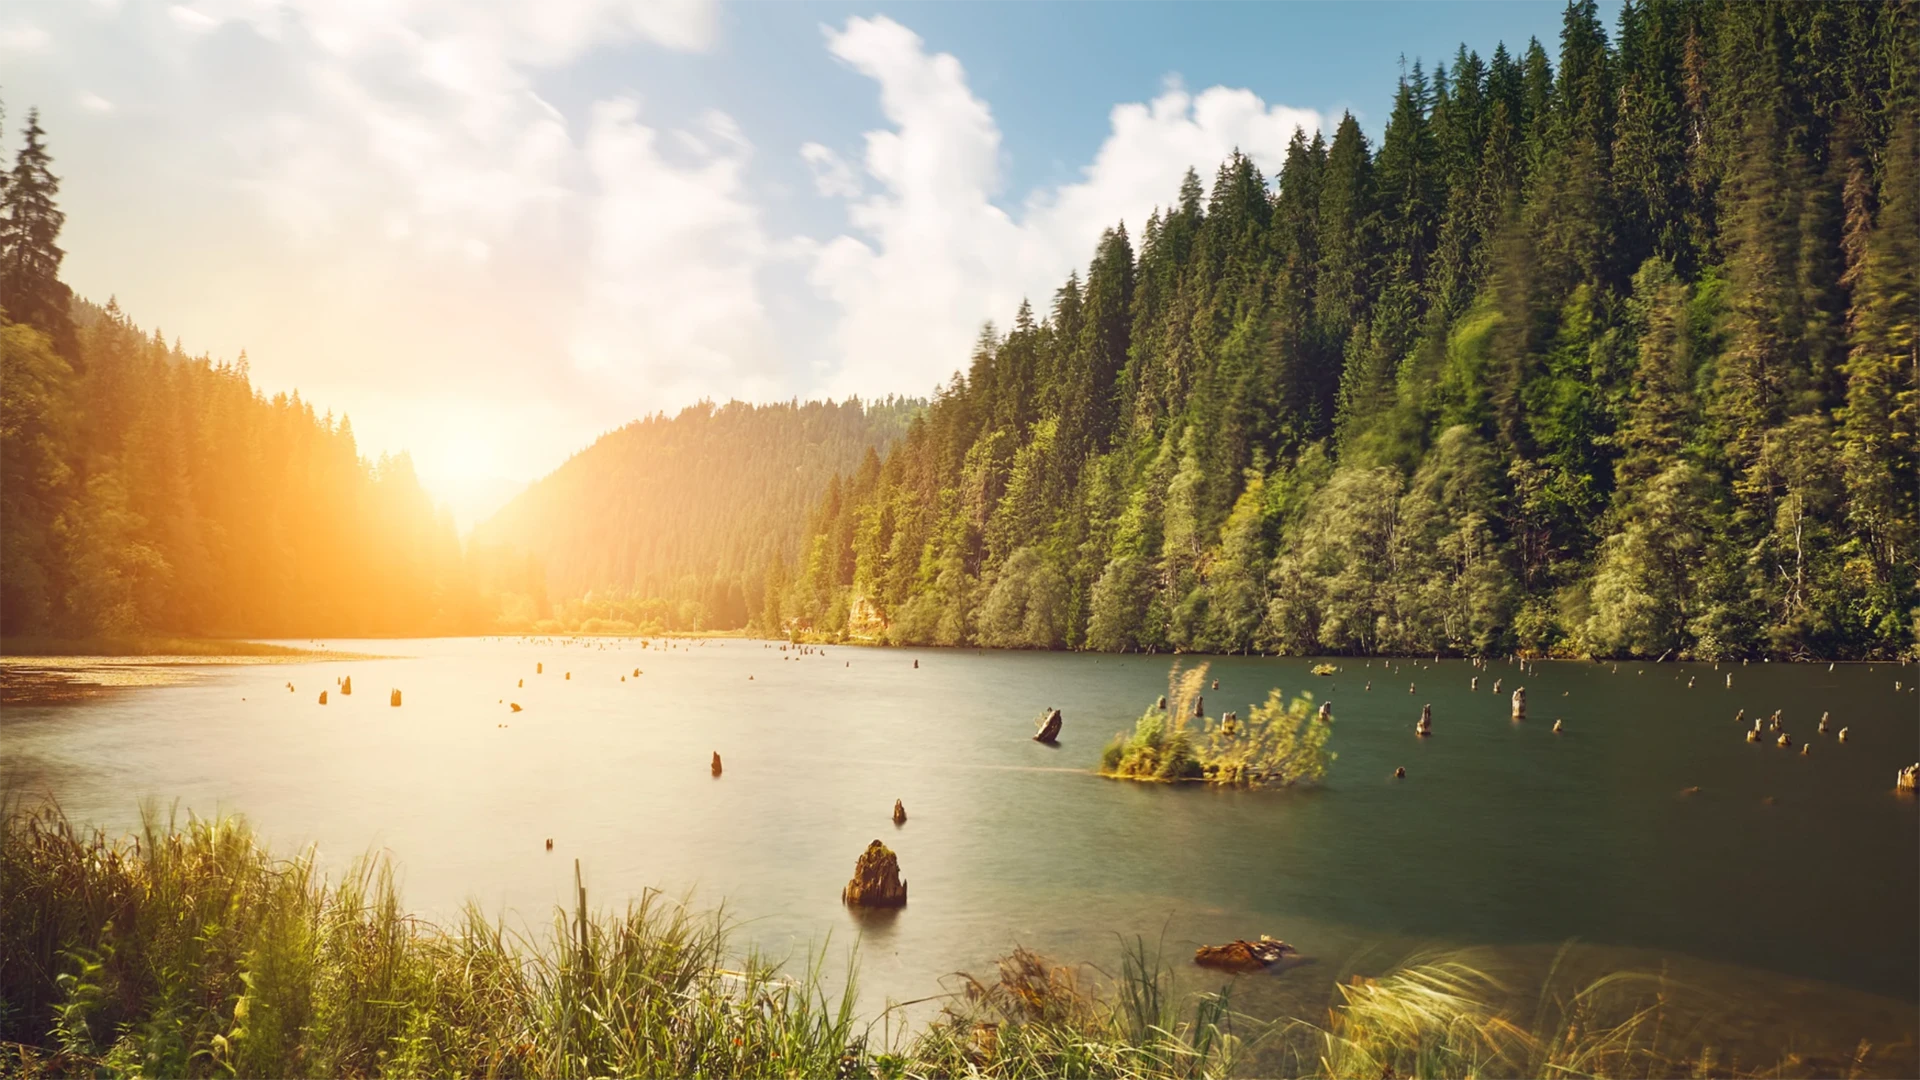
1,803,1897,1078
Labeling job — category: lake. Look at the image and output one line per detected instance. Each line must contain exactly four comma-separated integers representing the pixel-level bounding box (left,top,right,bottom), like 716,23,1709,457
4,639,1916,1069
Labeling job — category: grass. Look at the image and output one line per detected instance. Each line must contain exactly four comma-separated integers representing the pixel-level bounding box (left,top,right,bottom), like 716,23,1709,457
1100,663,1335,788
0,802,1899,1078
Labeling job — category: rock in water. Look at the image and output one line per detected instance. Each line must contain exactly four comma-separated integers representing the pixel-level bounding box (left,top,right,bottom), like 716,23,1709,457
892,799,907,824
1511,687,1526,721
842,840,908,908
1193,936,1295,972
1034,708,1063,743
711,752,723,777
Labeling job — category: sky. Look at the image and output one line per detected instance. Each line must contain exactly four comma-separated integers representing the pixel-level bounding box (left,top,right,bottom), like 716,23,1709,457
2,0,1596,528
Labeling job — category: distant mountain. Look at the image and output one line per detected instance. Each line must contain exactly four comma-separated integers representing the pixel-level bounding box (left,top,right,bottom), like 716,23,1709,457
471,398,917,631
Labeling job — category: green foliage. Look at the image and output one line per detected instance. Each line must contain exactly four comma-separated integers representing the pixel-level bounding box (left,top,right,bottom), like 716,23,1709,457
1101,664,1335,788
774,5,1919,661
1194,687,1335,788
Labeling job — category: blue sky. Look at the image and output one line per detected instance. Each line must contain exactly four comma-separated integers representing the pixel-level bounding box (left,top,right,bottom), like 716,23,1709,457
1,1,1606,525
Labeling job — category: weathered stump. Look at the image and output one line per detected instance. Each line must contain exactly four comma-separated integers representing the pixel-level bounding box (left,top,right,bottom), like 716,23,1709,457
1193,936,1294,972
341,676,352,695
318,691,328,705
390,689,401,707
842,840,907,908
711,752,723,777
1511,687,1526,721
892,799,907,824
1416,704,1432,737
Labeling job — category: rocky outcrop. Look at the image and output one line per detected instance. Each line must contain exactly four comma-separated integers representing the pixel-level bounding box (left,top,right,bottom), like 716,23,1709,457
1193,936,1294,973
1034,708,1063,743
842,840,907,908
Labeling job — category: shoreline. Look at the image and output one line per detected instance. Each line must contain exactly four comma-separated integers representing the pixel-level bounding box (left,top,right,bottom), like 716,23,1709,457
0,640,389,707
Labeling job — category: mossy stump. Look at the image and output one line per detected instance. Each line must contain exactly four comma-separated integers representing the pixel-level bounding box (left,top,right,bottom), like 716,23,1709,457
842,839,907,908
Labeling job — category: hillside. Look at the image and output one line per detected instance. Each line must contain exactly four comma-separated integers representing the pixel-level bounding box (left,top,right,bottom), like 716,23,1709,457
472,398,916,631
774,1,1919,659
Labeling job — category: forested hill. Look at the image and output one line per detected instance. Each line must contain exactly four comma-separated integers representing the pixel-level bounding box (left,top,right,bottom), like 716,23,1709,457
771,1,1919,660
471,399,915,631
2,295,482,639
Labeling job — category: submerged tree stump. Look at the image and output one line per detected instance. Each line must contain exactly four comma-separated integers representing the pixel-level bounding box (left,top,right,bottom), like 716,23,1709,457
1034,708,1063,743
842,840,907,908
711,752,723,777
1416,704,1432,737
892,799,907,824
1193,936,1294,972
1511,687,1526,721
318,690,327,705
341,676,352,696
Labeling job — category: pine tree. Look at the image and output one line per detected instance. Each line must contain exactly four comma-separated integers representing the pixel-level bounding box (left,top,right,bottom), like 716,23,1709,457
0,109,77,357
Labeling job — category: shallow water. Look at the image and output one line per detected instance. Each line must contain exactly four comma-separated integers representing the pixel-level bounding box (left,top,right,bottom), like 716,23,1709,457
4,640,1916,1067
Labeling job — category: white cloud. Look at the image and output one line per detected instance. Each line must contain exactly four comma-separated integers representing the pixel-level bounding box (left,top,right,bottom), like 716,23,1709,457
78,91,115,113
0,20,51,52
799,142,859,198
804,16,1322,399
571,98,778,407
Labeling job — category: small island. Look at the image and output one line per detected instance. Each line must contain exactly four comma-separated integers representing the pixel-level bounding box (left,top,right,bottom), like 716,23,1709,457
1100,663,1335,788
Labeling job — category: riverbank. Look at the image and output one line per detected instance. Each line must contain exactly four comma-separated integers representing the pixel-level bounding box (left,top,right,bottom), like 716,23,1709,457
0,639,381,706
5,803,1902,1079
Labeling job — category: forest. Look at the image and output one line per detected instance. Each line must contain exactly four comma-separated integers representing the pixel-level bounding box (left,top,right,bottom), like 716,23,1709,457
770,0,1918,660
0,104,485,638
4,0,1916,656
470,399,913,632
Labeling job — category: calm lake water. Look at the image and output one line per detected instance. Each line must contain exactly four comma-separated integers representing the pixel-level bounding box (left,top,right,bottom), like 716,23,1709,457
5,639,1917,1068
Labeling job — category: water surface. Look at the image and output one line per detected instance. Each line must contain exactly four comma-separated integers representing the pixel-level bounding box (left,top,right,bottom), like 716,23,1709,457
5,639,1916,1067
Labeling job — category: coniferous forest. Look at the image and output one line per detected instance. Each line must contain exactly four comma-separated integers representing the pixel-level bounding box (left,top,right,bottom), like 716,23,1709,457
772,0,1919,660
1,106,484,639
471,399,914,632
3,1,1917,657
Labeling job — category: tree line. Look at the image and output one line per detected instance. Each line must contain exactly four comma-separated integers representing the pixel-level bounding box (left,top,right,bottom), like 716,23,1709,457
0,104,509,638
769,0,1918,660
471,398,914,633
